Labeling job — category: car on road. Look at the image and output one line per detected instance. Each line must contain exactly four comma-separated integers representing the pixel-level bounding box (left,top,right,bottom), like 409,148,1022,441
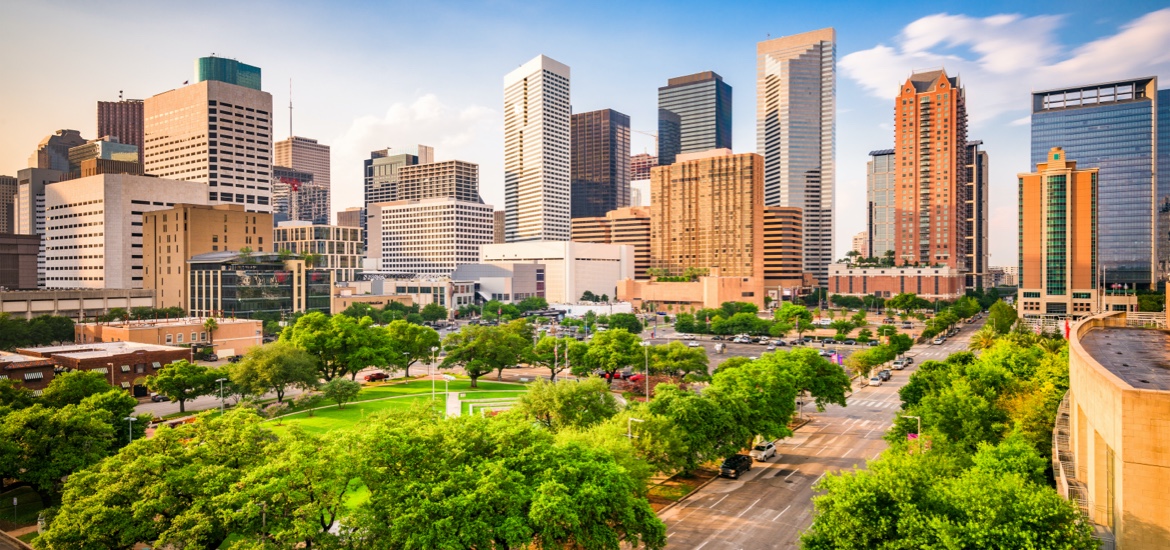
819,349,833,357
868,376,883,387
843,339,857,346
748,356,758,361
687,341,701,348
932,337,945,345
773,340,787,346
867,340,880,347
711,335,725,340
149,393,167,402
628,373,645,383
750,441,777,461
878,369,892,381
679,334,696,340
364,372,390,382
883,318,896,324
823,339,838,345
719,454,753,478
901,322,913,329
892,358,909,370
766,344,776,351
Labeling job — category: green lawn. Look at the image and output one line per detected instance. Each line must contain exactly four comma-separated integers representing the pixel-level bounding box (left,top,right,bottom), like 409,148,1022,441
460,391,527,416
352,379,523,402
268,395,440,436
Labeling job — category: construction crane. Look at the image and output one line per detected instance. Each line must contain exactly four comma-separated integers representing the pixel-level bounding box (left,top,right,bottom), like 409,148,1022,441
632,130,657,154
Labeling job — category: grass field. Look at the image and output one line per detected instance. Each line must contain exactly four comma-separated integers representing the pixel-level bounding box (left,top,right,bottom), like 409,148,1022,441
459,391,528,416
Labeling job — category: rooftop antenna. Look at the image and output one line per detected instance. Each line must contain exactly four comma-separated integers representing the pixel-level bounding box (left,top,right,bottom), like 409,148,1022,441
118,90,123,100
289,78,293,138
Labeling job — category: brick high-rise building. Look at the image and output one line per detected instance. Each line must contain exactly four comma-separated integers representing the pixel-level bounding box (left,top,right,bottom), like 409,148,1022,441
630,153,657,181
571,206,650,278
97,99,144,165
893,69,968,268
571,109,630,218
144,204,273,309
398,160,481,203
763,206,805,286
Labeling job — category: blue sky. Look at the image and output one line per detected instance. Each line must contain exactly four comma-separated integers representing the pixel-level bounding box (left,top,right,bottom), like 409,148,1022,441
3,0,1170,267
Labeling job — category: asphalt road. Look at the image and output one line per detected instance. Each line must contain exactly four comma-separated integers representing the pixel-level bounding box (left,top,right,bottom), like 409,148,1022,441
659,320,982,550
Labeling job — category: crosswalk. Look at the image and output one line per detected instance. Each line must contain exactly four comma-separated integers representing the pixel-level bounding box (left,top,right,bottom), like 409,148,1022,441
847,399,901,409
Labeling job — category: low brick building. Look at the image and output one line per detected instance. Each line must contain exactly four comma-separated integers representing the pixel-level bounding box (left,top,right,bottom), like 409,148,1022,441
75,317,262,357
0,352,57,395
828,264,965,300
15,342,191,397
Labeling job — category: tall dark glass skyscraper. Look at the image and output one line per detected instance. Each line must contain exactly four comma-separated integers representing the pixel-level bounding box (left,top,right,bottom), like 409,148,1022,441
571,109,630,218
657,72,732,166
1031,77,1165,289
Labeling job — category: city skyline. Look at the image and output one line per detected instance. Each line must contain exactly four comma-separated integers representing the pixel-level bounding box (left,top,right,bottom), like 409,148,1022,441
3,2,1170,266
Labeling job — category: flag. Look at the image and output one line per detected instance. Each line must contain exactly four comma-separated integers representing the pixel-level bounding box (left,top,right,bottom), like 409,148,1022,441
1064,319,1071,340
907,433,919,441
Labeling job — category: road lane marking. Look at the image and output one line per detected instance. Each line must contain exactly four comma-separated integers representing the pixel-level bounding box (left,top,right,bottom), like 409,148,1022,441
736,498,761,518
784,468,800,480
709,494,728,509
772,505,792,521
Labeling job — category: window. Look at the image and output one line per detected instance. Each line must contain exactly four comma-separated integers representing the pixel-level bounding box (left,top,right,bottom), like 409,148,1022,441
166,334,173,344
200,332,207,341
177,333,184,343
191,332,198,342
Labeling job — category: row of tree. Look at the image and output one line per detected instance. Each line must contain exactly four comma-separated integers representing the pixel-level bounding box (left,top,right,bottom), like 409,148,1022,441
802,317,1095,548
0,313,74,351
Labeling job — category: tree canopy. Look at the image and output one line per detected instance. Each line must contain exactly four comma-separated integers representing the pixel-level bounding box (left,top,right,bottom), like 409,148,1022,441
228,341,319,402
145,360,219,413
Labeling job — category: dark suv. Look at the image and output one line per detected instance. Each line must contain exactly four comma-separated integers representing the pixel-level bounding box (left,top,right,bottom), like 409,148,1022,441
719,454,753,479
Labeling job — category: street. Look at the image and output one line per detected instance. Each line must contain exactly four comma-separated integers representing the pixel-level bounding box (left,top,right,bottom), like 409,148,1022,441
659,320,980,549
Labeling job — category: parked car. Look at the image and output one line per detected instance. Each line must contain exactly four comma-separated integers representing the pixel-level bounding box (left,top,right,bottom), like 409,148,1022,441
867,340,880,347
206,354,219,362
823,339,838,345
720,454,753,478
868,376,883,387
878,369,892,381
149,393,167,402
892,358,909,370
904,357,915,365
883,318,896,325
759,339,772,346
712,335,725,341
901,322,913,329
774,340,788,346
687,341,701,348
619,369,635,379
679,334,696,340
628,373,645,383
843,339,857,346
750,441,777,462
364,372,390,382
766,345,776,351
932,337,945,345
228,355,243,363
819,349,833,357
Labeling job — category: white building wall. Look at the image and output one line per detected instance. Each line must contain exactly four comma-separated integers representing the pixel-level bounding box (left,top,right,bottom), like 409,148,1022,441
369,197,495,276
44,174,207,290
480,241,633,303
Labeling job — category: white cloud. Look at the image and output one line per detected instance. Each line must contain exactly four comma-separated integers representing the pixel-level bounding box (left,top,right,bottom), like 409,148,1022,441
841,9,1170,124
329,94,502,215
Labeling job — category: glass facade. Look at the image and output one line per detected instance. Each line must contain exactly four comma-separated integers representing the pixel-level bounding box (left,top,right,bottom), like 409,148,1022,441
657,72,732,166
195,57,261,90
571,109,631,218
1031,78,1158,288
866,150,895,258
189,257,330,319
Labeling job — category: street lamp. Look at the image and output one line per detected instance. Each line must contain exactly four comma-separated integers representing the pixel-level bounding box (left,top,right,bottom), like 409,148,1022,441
123,416,137,444
902,415,922,454
430,346,440,401
216,378,227,415
640,341,651,399
626,417,645,439
442,374,456,398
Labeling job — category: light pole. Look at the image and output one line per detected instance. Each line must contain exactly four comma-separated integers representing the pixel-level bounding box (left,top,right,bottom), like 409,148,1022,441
216,378,227,414
123,416,137,444
902,415,922,454
640,341,650,399
627,417,645,439
430,346,439,401
442,374,455,397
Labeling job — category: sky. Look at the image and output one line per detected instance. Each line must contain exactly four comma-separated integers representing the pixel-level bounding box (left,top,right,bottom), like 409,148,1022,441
3,0,1170,268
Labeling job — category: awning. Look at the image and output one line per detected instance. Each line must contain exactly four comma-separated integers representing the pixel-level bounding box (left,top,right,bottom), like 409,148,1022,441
121,365,131,372
121,382,131,389
152,362,162,369
92,367,108,374
24,371,43,380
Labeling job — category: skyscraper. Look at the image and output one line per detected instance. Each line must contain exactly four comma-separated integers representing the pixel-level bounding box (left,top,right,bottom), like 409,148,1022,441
1017,148,1103,319
275,136,331,217
1031,78,1163,289
28,130,87,172
363,146,433,206
144,57,273,213
629,153,657,208
571,109,630,218
866,149,895,259
892,69,969,269
657,72,732,166
97,99,144,165
503,55,571,242
756,28,835,285
571,206,651,278
0,175,16,234
966,141,990,289
195,56,262,90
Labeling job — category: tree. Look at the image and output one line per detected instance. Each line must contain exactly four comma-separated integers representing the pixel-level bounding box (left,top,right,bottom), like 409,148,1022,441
581,290,598,302
607,312,644,334
203,317,219,346
516,296,549,312
706,359,799,448
969,325,999,350
829,319,854,337
574,328,643,384
651,341,710,379
988,300,1018,335
80,389,149,447
321,377,362,409
38,409,281,550
512,378,619,432
340,302,382,324
0,378,36,411
420,302,448,322
228,341,319,403
237,245,254,263
759,348,850,411
0,404,114,507
384,319,442,378
281,312,394,381
145,360,219,413
41,369,115,408
856,328,873,343
531,335,577,381
440,324,526,388
349,410,666,549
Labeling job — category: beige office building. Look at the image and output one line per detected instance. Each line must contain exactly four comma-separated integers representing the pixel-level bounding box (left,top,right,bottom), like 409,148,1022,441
275,136,330,219
144,80,273,212
571,206,650,279
44,174,207,290
143,203,274,310
273,221,364,282
368,197,495,276
399,160,480,203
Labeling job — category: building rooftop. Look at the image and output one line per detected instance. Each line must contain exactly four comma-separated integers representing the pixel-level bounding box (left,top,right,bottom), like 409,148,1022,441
0,351,54,368
77,317,260,329
868,149,894,156
1080,327,1170,391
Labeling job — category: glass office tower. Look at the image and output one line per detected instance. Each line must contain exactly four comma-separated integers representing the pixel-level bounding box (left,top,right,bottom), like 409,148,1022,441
195,56,261,90
1031,78,1159,289
571,109,631,218
866,149,895,259
657,72,732,166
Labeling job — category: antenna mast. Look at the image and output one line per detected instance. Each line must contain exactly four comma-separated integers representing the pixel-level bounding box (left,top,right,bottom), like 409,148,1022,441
288,78,293,138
